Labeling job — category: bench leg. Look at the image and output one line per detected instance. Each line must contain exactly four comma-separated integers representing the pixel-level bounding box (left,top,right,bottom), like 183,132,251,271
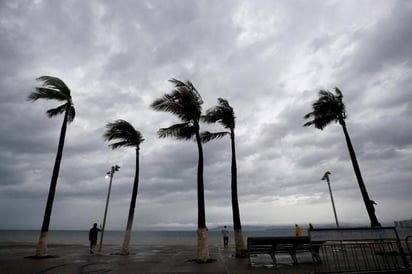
312,247,322,263
288,251,298,265
312,251,321,263
269,252,277,265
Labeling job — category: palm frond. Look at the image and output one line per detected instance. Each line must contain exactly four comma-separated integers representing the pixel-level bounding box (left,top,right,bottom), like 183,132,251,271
108,140,132,150
36,76,71,97
158,123,195,140
169,78,203,104
67,106,75,123
333,87,346,118
202,97,235,129
46,103,67,118
200,131,229,143
303,88,346,129
150,92,185,117
152,79,203,130
28,76,76,125
103,119,144,149
170,78,203,106
303,120,314,127
28,76,72,102
28,87,69,102
169,78,187,88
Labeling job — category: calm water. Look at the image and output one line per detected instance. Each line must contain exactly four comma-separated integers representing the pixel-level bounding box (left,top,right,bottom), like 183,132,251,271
1,227,411,247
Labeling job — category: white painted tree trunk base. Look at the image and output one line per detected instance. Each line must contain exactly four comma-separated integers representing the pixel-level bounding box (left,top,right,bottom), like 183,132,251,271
35,231,48,257
121,230,131,255
196,228,210,262
234,229,246,257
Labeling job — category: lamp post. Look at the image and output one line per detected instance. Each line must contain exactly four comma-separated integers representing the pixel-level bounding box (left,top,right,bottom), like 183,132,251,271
322,171,339,228
98,165,120,253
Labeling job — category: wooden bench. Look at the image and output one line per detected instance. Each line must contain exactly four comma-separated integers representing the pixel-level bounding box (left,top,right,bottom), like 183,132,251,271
247,236,321,265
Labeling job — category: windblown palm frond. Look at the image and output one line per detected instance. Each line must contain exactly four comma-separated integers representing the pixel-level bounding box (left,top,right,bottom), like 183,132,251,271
67,106,75,122
37,76,71,95
46,104,67,118
151,79,203,140
28,76,72,102
202,98,235,129
200,131,229,143
28,87,69,102
303,88,346,129
170,78,203,104
45,103,75,123
158,123,196,140
103,119,144,150
151,92,185,117
28,76,75,123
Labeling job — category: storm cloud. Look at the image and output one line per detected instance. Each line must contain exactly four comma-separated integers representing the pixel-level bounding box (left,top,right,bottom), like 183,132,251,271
0,0,411,230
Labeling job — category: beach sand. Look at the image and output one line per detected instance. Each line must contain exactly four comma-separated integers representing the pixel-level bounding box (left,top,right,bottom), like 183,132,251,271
0,243,317,273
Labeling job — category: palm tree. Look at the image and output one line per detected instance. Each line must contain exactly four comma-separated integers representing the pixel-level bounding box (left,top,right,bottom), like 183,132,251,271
103,119,144,254
151,78,210,262
303,88,381,227
27,76,75,257
201,98,246,257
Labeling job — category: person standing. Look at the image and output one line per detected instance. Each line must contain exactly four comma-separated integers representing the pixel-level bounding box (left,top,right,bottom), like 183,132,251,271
295,224,302,237
89,223,101,254
221,226,229,248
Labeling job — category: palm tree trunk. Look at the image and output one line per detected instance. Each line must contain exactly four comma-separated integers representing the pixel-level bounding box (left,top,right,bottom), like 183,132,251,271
230,131,245,256
340,119,380,227
195,126,209,262
121,147,140,254
35,106,69,257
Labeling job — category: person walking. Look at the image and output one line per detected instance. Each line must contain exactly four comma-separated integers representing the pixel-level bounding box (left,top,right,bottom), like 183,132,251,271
295,224,302,237
89,223,101,254
221,226,229,248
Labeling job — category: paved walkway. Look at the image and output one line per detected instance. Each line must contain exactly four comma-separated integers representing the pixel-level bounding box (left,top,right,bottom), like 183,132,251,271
0,244,317,273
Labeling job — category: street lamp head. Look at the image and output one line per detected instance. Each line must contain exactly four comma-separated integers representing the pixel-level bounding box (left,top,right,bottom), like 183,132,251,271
321,171,331,180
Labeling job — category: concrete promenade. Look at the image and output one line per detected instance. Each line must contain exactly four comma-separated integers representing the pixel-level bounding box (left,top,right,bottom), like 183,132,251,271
0,243,317,274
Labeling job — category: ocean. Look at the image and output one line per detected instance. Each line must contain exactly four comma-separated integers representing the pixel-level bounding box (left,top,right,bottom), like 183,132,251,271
1,227,411,247
0,228,295,246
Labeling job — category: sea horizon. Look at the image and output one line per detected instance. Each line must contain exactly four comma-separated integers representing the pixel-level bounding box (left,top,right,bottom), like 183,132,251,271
0,228,296,246
1,225,411,247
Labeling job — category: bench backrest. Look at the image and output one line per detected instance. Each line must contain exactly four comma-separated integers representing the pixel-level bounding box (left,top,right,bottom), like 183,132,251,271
248,236,310,244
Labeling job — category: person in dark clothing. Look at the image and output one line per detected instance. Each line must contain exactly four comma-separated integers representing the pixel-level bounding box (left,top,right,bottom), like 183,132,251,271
221,225,229,248
89,223,101,254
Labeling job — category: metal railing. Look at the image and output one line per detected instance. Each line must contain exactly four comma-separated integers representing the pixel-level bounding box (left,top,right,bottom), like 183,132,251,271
310,227,410,274
314,241,408,273
406,235,412,266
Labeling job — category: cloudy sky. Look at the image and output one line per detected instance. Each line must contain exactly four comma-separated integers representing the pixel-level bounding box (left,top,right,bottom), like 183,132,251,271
1,0,411,231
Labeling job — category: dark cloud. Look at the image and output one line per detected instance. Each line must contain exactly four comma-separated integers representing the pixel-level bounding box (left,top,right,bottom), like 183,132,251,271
0,0,410,230
351,2,412,77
